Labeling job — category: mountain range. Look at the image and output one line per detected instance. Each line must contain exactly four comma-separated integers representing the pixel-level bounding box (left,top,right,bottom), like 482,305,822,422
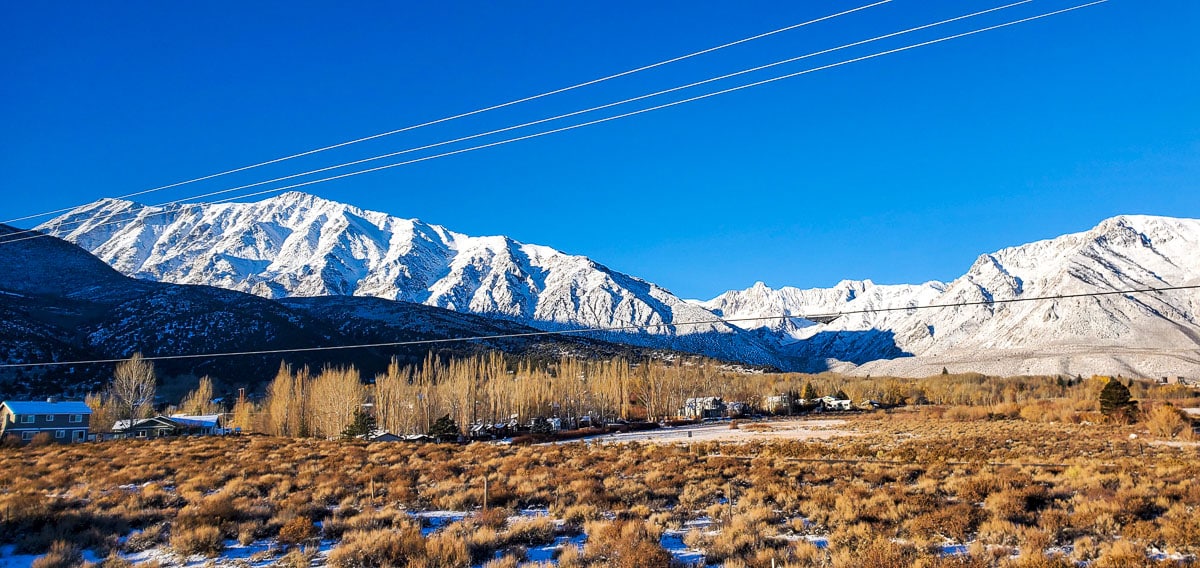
30,192,1200,379
0,223,684,399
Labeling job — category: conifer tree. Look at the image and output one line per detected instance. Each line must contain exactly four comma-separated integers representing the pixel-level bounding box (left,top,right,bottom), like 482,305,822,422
1099,377,1137,421
341,409,376,440
428,414,460,442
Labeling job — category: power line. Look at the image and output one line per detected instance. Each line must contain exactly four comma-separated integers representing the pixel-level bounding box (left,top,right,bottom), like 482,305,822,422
6,0,1094,247
11,0,1032,243
0,0,892,227
2,283,1193,369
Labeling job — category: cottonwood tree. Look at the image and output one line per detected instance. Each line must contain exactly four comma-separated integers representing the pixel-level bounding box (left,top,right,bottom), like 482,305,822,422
109,353,157,424
178,376,220,415
263,363,310,437
228,391,255,433
308,366,365,438
84,392,118,433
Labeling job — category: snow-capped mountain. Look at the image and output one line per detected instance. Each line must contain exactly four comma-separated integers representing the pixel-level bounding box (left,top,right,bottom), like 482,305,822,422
36,191,1200,377
0,223,710,398
38,192,780,366
698,279,947,340
703,215,1200,376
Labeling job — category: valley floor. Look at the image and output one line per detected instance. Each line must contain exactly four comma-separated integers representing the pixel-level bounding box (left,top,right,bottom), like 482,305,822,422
2,412,1199,567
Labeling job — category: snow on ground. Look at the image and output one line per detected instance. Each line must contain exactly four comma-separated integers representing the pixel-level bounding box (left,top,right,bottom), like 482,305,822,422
0,545,37,568
564,419,855,444
522,533,587,564
410,510,469,537
0,546,104,568
122,538,337,568
660,517,714,566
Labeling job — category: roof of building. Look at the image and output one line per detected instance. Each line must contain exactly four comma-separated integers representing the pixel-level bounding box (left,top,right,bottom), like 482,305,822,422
113,416,177,431
2,400,92,415
169,414,220,428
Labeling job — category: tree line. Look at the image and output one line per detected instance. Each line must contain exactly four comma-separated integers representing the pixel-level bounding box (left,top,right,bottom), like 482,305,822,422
84,351,1199,440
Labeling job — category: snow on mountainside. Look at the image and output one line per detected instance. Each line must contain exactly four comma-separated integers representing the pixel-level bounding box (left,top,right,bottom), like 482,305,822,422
39,192,780,367
704,215,1200,376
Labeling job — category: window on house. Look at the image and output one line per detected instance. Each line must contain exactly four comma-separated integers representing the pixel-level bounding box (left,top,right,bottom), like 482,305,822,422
21,415,34,424
21,431,34,441
73,431,85,442
137,431,147,438
55,430,65,439
44,415,55,422
69,414,83,423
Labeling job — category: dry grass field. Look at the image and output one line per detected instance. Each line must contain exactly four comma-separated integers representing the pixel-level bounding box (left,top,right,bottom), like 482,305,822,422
2,407,1199,568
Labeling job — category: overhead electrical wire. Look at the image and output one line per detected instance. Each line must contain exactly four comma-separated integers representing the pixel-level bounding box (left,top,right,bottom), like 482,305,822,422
0,0,1101,246
1,283,1194,369
1,0,1029,243
0,0,893,227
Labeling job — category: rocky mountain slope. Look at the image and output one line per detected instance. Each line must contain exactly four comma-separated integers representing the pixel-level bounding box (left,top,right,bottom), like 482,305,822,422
34,191,1200,378
702,216,1200,376
38,192,781,366
0,225,687,398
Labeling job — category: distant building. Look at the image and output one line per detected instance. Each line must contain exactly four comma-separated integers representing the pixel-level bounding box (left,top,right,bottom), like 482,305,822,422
364,430,405,443
169,414,222,435
111,414,224,439
112,416,181,439
820,396,853,411
0,399,92,443
682,397,727,419
764,394,791,414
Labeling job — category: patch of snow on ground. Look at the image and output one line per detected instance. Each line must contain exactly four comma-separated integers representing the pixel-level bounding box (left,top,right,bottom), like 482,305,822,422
524,533,587,564
940,543,969,556
0,545,37,568
659,530,704,566
121,538,338,568
410,510,469,537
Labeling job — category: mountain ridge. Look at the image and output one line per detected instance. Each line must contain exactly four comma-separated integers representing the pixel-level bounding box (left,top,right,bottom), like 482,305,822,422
704,214,1200,376
37,192,784,367
37,193,1200,378
0,224,718,399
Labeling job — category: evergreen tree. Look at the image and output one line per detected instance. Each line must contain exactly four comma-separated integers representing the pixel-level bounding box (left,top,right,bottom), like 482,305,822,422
801,382,818,401
340,409,376,440
833,389,849,401
941,367,949,375
428,414,460,442
531,416,554,436
1099,378,1137,421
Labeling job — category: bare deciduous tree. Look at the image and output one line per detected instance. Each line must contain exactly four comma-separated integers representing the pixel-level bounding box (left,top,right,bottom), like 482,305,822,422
109,353,157,424
308,366,365,439
179,376,220,416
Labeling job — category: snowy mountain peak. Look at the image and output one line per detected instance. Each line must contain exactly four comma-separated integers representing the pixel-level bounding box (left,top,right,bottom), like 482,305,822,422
38,192,780,366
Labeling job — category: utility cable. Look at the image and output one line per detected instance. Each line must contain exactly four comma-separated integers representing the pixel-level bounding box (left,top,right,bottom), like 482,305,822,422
0,282,1192,369
5,0,1096,246
0,0,892,226
16,0,1032,242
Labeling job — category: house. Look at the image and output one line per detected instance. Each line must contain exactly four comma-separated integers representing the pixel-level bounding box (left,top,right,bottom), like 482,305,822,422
169,414,222,435
682,397,726,419
726,402,749,418
0,399,92,443
820,396,854,411
763,394,792,414
109,413,225,440
364,430,405,443
112,416,181,439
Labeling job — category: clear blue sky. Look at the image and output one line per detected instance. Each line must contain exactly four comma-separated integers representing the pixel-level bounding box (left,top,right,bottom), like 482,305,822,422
2,0,1197,300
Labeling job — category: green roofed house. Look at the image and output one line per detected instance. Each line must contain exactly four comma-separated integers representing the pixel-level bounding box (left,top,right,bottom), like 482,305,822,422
0,398,92,443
